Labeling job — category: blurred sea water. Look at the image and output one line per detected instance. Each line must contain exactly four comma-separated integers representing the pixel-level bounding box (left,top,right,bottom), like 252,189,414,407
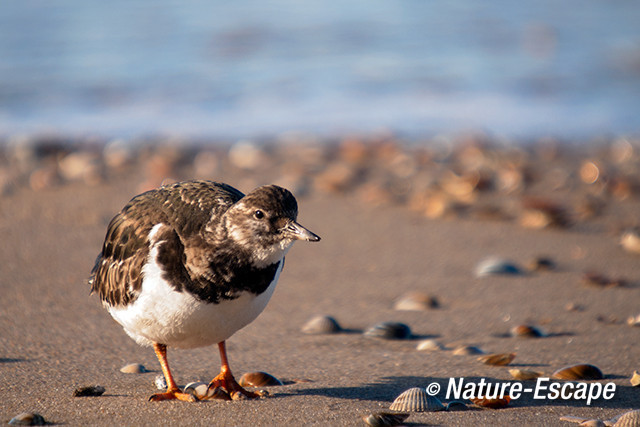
1,0,639,141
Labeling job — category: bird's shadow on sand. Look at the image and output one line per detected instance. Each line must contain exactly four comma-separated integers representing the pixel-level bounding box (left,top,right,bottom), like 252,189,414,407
282,375,636,409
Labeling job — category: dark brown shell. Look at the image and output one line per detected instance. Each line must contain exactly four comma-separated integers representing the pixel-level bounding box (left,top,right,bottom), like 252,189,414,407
73,385,106,397
362,412,410,427
510,324,546,338
552,364,604,380
238,371,283,387
478,352,516,366
364,322,412,340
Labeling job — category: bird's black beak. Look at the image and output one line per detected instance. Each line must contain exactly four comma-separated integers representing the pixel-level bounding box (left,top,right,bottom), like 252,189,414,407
284,221,321,242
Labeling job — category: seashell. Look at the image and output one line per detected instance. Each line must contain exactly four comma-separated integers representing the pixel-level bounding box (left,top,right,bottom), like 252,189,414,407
620,230,640,255
8,412,46,426
560,415,591,424
613,409,640,427
361,411,410,427
552,364,604,380
238,371,283,387
478,352,516,366
184,382,209,399
73,385,106,397
629,371,640,387
475,257,523,277
470,395,511,409
389,387,445,412
509,368,542,381
416,339,444,352
580,160,602,184
627,314,640,327
445,401,468,411
582,271,626,288
203,386,232,401
364,322,412,340
565,302,583,312
519,198,570,229
393,292,439,311
155,374,167,390
301,315,342,334
452,345,485,356
526,256,556,271
510,324,546,338
580,420,606,427
120,363,148,373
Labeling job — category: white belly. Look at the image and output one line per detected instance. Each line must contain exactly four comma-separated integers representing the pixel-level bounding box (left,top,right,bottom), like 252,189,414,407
108,256,282,349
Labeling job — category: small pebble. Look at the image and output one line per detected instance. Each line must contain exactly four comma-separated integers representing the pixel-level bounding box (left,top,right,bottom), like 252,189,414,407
120,363,148,373
364,322,412,340
8,412,46,426
73,385,106,397
301,315,341,334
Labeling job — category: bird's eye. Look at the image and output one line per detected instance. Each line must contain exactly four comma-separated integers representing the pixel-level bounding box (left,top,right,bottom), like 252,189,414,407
253,210,265,219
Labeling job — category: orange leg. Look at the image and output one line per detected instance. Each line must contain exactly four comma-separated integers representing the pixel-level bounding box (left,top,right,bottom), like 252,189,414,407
149,343,196,402
206,341,264,400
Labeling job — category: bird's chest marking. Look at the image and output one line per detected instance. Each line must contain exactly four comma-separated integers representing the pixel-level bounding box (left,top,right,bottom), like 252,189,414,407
151,232,283,304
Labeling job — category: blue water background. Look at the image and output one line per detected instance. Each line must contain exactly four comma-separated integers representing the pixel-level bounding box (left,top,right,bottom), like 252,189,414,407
1,1,639,140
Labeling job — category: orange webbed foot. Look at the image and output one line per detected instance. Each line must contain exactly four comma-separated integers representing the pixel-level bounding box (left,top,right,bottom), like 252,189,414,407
149,388,197,402
207,372,266,400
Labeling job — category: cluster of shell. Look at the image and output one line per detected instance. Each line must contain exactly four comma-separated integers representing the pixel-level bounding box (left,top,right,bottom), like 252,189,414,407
4,135,640,244
561,409,640,427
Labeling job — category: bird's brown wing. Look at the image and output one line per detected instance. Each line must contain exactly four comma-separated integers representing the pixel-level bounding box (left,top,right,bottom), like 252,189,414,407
88,181,245,307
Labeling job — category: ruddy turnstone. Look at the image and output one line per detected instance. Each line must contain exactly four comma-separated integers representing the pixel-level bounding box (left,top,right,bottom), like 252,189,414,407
89,180,320,401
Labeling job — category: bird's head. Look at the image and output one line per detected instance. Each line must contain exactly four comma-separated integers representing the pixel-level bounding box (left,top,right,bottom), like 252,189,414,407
223,185,320,267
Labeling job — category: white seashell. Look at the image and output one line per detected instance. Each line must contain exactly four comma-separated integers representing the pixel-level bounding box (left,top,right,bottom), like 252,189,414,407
120,363,147,373
475,257,523,277
452,345,485,356
621,231,640,255
393,292,439,311
155,374,167,390
389,387,445,412
184,382,209,399
416,339,443,351
627,314,640,327
301,315,341,334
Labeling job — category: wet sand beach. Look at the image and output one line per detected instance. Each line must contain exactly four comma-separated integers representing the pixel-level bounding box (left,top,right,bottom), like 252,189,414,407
1,135,639,426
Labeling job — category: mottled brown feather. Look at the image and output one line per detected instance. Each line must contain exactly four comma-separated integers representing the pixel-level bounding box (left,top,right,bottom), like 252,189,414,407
89,180,297,307
89,181,245,307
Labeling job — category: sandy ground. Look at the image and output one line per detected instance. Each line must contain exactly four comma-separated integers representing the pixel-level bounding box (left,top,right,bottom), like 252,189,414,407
1,149,639,426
